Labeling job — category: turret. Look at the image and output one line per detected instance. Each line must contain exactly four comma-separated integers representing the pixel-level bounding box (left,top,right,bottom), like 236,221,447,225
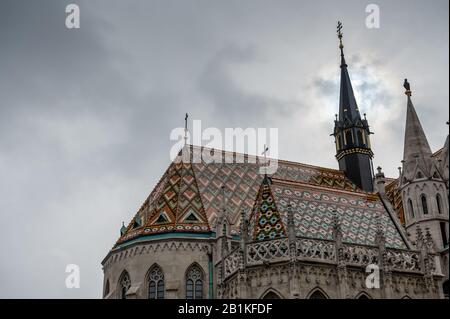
399,80,449,251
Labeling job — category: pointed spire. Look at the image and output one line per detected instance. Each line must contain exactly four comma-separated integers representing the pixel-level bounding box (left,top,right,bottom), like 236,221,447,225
336,21,361,122
375,214,385,246
333,22,373,192
331,211,342,243
240,208,248,248
402,80,433,180
287,204,296,242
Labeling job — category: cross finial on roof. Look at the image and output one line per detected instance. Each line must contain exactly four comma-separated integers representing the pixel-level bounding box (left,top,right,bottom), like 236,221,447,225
337,21,343,43
184,113,189,145
261,144,269,175
337,21,345,56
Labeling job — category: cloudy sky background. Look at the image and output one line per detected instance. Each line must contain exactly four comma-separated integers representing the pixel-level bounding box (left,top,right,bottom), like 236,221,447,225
0,0,448,298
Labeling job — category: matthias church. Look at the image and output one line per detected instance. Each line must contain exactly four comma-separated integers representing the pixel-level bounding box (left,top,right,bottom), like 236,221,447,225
101,25,449,299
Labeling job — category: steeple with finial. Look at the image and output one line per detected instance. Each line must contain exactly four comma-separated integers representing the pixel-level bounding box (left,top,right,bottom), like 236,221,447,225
399,79,449,252
332,21,374,192
401,79,433,183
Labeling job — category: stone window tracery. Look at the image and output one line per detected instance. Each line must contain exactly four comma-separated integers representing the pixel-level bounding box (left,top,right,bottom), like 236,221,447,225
148,265,165,299
186,264,204,299
119,271,131,299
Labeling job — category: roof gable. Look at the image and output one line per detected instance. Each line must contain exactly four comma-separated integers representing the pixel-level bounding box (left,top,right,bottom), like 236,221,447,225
248,177,287,241
270,179,407,249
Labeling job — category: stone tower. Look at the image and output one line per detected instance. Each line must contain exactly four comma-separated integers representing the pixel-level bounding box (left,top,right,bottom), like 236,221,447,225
400,80,449,251
332,23,374,192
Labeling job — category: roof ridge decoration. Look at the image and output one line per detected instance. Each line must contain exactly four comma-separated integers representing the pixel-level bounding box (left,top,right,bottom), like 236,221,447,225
188,144,347,174
249,176,287,241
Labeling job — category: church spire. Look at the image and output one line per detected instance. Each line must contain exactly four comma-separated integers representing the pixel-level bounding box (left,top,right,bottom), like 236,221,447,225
337,21,361,122
401,79,433,181
332,22,374,192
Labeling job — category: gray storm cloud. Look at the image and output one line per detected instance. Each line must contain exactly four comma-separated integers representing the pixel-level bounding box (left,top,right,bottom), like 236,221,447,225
0,0,448,298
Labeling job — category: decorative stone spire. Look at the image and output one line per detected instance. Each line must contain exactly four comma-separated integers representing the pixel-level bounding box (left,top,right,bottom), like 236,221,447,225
425,228,437,253
415,225,425,249
120,222,126,236
375,215,385,246
332,212,342,243
218,185,230,226
375,166,386,195
401,80,433,181
287,204,296,243
240,208,248,245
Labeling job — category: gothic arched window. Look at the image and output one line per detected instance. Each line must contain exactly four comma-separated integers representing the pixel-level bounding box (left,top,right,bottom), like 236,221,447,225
408,199,415,219
186,264,204,299
436,194,443,215
443,280,449,299
262,291,282,299
119,271,131,299
104,280,110,298
337,135,342,151
148,265,165,299
357,130,364,146
308,289,328,299
345,130,353,147
421,195,429,215
357,292,371,299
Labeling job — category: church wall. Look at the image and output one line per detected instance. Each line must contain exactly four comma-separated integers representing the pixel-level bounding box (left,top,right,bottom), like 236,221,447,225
102,238,212,299
228,263,441,299
402,180,449,250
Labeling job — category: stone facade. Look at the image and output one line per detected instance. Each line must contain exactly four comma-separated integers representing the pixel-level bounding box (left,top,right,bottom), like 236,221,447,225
101,220,445,299
102,238,213,299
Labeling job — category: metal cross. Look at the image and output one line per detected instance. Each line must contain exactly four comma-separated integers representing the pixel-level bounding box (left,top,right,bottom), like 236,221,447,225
337,21,343,38
184,113,189,145
261,144,269,174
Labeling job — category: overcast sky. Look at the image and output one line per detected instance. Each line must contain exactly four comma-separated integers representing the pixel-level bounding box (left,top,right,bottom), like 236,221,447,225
0,0,448,298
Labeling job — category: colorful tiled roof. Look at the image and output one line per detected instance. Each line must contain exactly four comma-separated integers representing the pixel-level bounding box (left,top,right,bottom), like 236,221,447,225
385,178,405,225
268,179,407,249
117,146,407,249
